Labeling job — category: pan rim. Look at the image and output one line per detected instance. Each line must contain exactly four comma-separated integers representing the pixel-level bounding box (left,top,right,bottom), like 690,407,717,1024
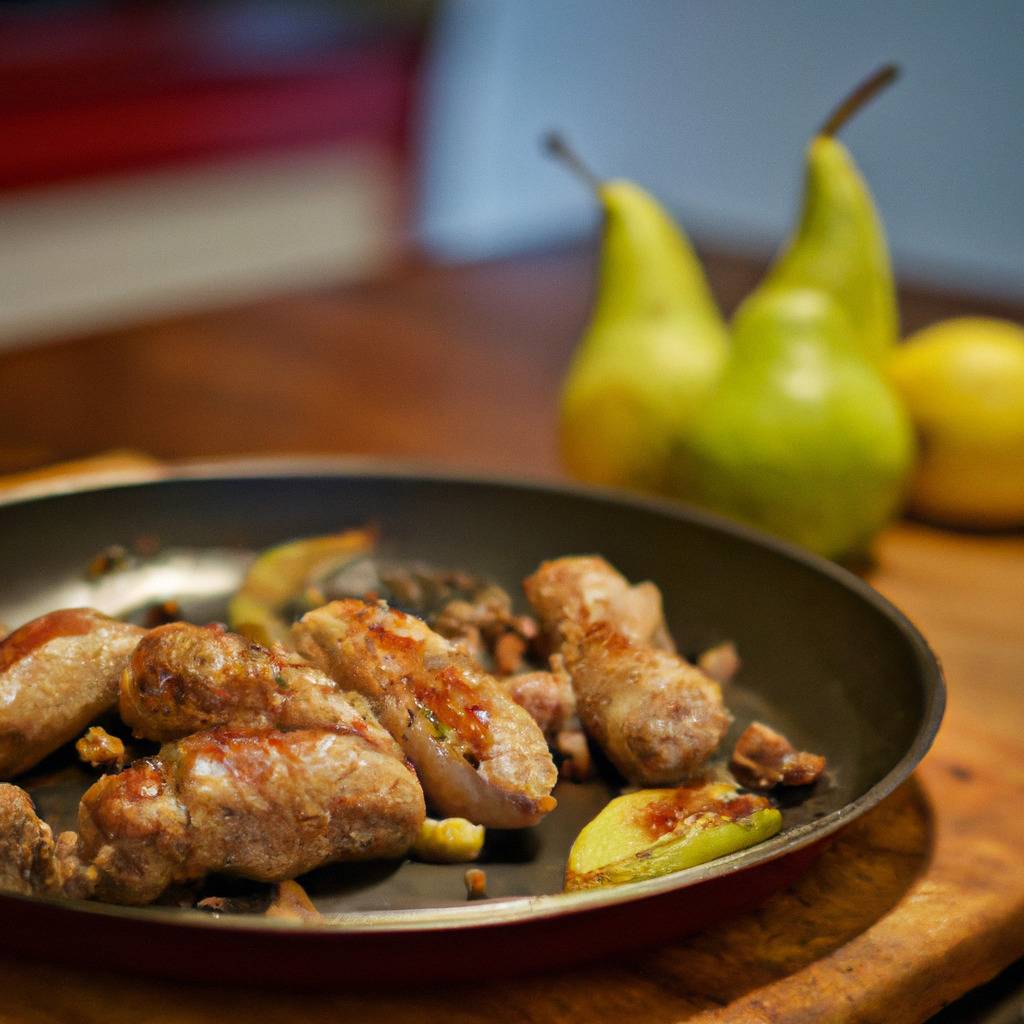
0,456,946,935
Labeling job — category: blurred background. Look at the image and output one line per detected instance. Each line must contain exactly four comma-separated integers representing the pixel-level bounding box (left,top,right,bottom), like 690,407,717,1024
1,0,1021,349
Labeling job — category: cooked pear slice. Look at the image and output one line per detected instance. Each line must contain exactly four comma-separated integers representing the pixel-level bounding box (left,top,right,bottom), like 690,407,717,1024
565,782,781,891
228,528,375,647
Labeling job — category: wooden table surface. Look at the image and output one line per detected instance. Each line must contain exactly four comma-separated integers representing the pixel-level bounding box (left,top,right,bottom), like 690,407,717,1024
0,248,1022,1023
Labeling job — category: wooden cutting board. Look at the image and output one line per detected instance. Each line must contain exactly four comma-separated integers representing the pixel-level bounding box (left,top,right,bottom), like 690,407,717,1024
0,458,1021,1024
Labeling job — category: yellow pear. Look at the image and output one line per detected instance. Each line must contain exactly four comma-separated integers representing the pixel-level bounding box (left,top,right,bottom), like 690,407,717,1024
890,318,1024,527
549,135,729,492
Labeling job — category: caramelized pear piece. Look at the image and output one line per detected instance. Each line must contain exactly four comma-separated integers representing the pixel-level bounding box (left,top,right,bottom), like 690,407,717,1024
565,782,781,891
228,528,375,647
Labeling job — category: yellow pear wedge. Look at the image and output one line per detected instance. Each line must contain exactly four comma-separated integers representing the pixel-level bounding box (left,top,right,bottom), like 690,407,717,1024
565,782,781,892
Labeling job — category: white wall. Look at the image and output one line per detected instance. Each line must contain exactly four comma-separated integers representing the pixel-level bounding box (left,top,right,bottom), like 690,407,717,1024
417,0,1024,300
0,146,398,348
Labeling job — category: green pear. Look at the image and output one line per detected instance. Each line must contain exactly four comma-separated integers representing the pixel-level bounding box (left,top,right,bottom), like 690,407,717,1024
548,135,729,492
760,66,900,364
679,288,915,560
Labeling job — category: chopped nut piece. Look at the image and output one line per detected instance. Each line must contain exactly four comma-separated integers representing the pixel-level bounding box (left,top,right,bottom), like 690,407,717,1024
494,632,527,675
195,894,267,915
512,615,539,641
557,728,593,782
698,641,742,684
86,545,129,579
430,585,538,673
464,867,488,900
731,721,826,789
449,625,484,660
265,879,322,922
142,599,181,628
196,896,231,914
75,726,127,769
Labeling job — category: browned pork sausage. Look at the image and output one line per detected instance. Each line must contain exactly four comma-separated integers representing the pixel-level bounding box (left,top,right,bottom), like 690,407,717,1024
293,599,558,828
120,621,402,759
0,609,144,779
1,726,425,907
524,557,731,785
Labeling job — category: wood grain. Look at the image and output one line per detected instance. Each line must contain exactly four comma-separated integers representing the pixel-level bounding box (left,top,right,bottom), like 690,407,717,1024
0,247,1022,1022
2,246,1023,477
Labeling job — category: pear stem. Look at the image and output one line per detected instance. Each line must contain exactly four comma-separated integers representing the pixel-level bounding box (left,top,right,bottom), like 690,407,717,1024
818,64,899,138
543,132,602,191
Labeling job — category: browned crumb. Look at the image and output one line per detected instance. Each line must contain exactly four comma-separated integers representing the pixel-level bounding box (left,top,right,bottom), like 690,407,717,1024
265,879,322,922
494,632,527,675
132,534,162,557
512,615,539,642
464,867,487,900
196,894,265,915
430,585,539,673
142,599,181,628
383,572,423,608
75,726,127,769
557,729,593,782
731,721,826,789
195,896,231,913
86,544,129,579
698,641,741,684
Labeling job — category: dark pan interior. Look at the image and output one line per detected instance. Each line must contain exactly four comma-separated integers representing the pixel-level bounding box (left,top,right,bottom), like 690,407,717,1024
0,471,940,917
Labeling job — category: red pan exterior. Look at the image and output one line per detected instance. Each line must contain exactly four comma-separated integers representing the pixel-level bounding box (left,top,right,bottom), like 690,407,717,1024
0,841,825,988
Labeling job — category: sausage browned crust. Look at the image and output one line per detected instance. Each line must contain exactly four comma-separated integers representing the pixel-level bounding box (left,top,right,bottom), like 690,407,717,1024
523,555,676,653
293,599,557,828
120,622,401,759
565,625,731,785
524,557,731,785
83,728,424,904
0,609,144,780
1,727,425,906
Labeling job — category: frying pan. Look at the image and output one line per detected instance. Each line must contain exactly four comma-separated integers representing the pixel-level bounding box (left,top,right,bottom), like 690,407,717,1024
0,460,944,986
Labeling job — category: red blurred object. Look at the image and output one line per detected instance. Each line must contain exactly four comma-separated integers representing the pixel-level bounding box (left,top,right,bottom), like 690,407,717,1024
0,6,425,192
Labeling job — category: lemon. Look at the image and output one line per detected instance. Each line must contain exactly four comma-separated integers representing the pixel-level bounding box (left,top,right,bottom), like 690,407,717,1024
889,318,1024,527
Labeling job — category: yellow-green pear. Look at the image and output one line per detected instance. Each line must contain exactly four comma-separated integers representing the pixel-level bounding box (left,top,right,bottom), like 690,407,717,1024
760,66,900,364
548,135,729,492
678,288,915,561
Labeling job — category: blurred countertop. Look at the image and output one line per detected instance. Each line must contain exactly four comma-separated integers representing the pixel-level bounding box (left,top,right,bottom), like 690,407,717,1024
2,244,1023,476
